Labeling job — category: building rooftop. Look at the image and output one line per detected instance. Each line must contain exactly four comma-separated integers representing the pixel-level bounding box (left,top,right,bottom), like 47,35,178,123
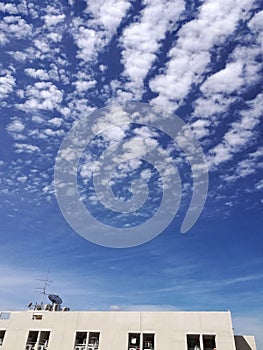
0,308,257,350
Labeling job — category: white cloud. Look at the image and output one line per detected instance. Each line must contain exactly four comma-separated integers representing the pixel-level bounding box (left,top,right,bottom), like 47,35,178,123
8,50,28,62
0,16,32,45
103,125,126,142
0,69,16,99
134,126,159,139
31,115,45,124
108,83,135,104
149,0,254,109
201,62,244,95
14,143,40,153
190,9,263,142
114,0,184,100
66,98,95,121
110,305,120,311
248,10,263,49
140,169,153,181
255,179,263,191
110,304,178,311
48,117,63,127
192,42,261,124
71,0,131,63
6,118,25,133
208,93,262,167
73,79,96,93
43,128,65,137
236,158,257,177
17,175,27,182
25,68,49,80
0,3,18,14
85,0,131,35
121,137,158,159
43,14,65,27
46,32,62,43
190,119,211,140
34,39,51,54
17,82,63,112
71,24,104,62
221,146,263,183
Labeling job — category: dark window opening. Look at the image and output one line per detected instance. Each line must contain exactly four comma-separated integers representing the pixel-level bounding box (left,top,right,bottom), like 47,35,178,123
0,330,6,346
143,333,155,349
187,334,201,350
26,331,39,350
32,313,43,320
74,332,87,349
203,335,216,350
128,333,140,350
88,332,100,349
39,331,50,348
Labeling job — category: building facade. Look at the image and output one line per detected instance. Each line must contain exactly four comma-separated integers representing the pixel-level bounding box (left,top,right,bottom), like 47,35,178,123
0,308,257,350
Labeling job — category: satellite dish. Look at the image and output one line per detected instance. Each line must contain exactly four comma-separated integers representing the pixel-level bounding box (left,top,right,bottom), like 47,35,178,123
48,294,63,305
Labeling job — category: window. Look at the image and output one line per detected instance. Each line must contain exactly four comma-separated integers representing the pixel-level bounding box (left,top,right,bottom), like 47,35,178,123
128,333,140,350
128,333,155,350
143,333,154,350
0,330,6,346
88,332,100,350
74,332,87,350
25,330,50,349
39,331,50,348
32,313,43,320
26,331,39,350
203,335,216,350
74,331,100,350
187,334,201,350
0,313,10,320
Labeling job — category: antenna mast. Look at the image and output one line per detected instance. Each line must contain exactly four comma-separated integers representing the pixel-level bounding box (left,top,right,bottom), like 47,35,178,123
36,269,53,305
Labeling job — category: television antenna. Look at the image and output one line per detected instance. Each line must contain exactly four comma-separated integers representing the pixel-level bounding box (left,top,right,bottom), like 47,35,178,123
35,269,53,305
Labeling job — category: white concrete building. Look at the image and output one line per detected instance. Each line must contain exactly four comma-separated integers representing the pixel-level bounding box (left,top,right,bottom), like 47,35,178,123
0,308,257,350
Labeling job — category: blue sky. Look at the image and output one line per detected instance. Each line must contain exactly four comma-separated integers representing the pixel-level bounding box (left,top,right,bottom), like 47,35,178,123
0,0,262,347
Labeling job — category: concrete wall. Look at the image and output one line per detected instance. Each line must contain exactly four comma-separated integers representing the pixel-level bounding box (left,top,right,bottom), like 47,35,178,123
0,310,254,350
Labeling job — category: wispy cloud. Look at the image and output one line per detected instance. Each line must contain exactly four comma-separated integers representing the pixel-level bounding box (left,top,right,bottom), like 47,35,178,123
149,0,255,110
114,0,185,100
0,67,16,100
208,93,262,168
